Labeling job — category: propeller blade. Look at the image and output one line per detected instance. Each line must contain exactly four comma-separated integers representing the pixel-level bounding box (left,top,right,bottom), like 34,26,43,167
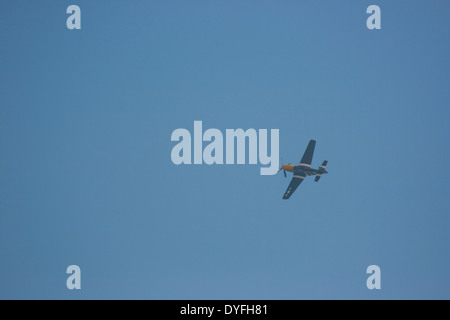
283,170,286,178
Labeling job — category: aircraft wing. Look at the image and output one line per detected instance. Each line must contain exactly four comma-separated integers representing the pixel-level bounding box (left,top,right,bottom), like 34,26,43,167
299,140,316,166
282,173,306,199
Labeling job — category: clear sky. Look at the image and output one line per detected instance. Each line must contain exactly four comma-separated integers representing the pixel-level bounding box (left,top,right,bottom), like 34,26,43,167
0,1,449,299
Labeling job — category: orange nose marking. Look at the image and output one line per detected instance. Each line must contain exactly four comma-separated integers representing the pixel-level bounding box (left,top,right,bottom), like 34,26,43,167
282,165,295,172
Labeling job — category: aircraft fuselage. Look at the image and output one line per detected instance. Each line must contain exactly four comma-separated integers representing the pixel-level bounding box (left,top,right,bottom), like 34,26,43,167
281,164,326,176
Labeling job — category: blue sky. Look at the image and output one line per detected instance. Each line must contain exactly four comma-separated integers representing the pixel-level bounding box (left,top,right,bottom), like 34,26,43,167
0,1,449,299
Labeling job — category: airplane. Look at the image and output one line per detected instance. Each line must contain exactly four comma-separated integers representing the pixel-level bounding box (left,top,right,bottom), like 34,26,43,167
278,139,328,199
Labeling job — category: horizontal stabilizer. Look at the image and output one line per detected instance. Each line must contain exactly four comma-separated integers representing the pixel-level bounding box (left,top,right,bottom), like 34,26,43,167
316,160,328,182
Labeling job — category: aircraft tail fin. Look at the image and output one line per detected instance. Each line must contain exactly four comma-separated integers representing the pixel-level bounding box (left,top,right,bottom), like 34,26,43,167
315,160,328,182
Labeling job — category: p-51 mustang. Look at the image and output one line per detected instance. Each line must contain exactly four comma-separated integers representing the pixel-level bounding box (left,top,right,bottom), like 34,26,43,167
278,140,328,199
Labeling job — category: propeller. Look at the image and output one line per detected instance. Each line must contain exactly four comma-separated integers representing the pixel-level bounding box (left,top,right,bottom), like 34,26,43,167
277,158,290,178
